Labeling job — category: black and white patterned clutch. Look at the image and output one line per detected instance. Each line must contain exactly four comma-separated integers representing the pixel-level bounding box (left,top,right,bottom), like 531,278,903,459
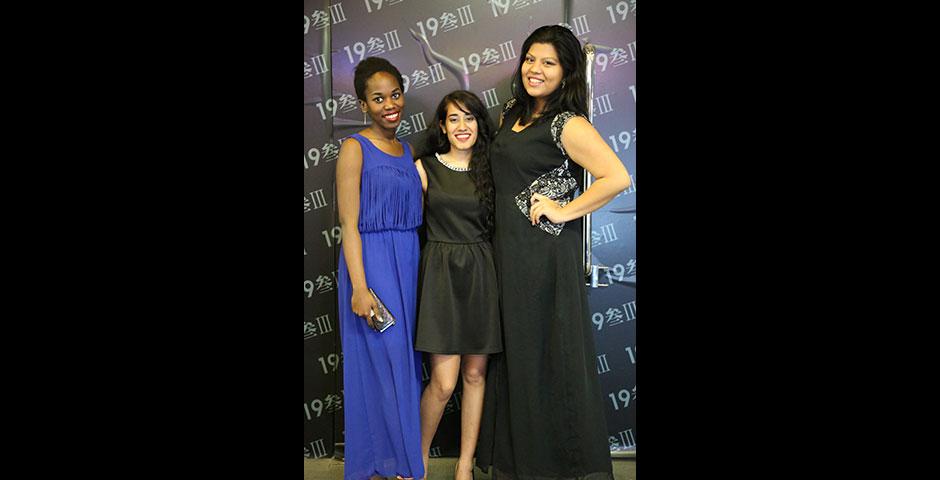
514,162,578,236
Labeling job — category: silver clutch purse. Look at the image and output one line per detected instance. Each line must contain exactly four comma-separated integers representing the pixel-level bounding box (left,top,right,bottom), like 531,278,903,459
368,288,396,333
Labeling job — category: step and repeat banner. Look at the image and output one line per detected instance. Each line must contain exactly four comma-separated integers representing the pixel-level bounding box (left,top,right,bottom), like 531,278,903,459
304,0,635,459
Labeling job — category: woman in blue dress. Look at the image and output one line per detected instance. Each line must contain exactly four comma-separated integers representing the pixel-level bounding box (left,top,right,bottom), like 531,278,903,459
336,56,424,480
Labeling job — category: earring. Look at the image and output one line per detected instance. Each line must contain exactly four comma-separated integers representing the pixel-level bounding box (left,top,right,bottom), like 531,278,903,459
363,111,368,124
562,80,567,89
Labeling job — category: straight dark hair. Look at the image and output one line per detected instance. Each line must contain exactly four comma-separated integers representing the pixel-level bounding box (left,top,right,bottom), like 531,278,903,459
512,25,589,125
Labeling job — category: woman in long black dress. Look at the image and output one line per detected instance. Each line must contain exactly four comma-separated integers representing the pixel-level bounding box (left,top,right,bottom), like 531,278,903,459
476,25,632,480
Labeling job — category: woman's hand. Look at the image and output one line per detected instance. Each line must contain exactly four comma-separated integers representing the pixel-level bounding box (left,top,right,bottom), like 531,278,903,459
529,193,567,225
351,287,378,330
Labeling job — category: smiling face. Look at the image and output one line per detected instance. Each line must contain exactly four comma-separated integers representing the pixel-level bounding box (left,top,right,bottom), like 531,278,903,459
359,71,404,129
440,101,478,152
521,42,564,100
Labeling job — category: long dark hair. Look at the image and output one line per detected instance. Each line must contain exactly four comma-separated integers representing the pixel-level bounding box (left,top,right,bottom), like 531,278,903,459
512,25,589,126
422,90,495,238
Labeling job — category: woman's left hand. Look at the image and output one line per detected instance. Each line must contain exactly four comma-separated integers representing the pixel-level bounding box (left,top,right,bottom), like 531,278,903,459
529,193,566,225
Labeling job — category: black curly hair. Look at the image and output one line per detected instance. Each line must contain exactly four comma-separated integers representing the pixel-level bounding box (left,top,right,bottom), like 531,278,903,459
421,90,495,239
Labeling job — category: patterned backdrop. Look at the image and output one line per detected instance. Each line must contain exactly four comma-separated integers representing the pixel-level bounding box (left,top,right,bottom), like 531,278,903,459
304,0,635,459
